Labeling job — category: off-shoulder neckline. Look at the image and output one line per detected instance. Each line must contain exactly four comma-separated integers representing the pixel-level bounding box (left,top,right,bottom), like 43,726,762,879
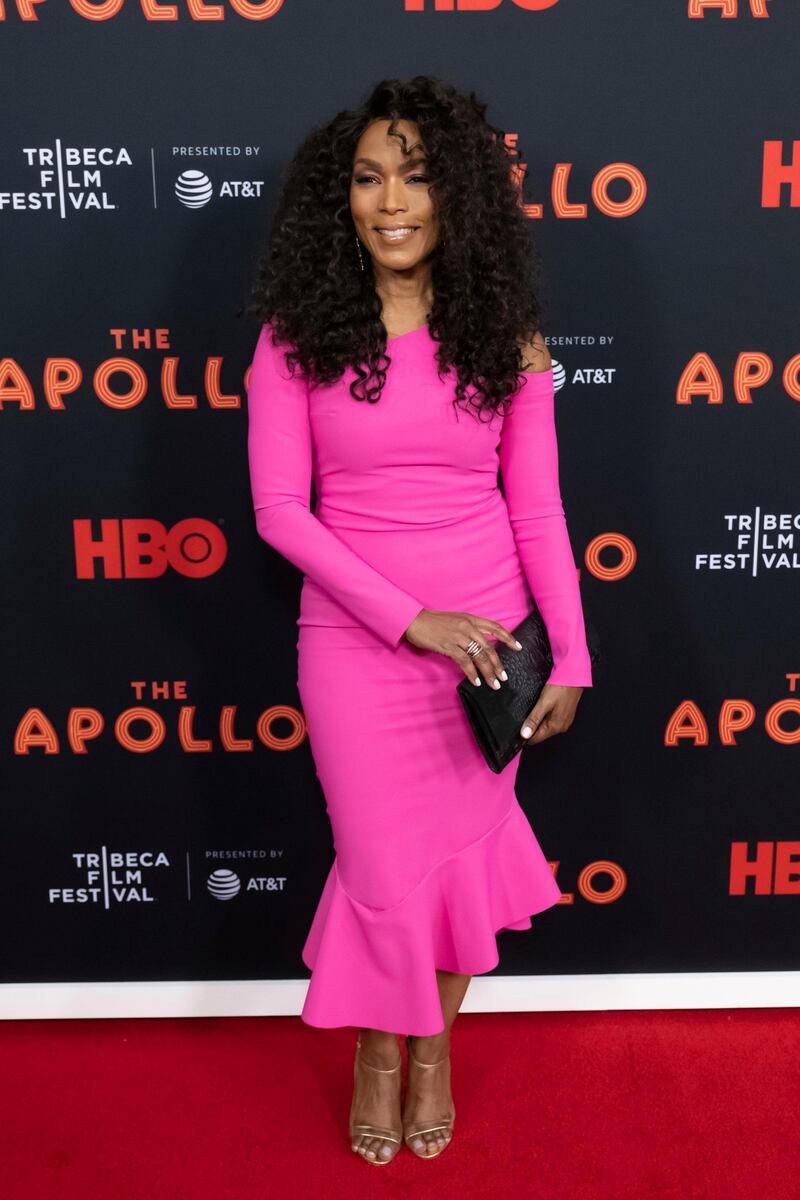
385,323,430,345
384,326,554,376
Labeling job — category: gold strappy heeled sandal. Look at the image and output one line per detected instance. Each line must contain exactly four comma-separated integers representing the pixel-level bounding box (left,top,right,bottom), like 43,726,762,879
348,1036,403,1165
402,1034,456,1159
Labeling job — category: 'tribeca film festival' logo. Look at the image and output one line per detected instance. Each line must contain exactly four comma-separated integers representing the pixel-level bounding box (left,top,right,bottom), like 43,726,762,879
3,142,264,217
696,510,800,574
49,847,287,907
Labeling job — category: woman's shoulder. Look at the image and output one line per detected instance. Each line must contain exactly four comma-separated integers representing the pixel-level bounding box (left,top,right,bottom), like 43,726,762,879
516,329,552,374
250,320,308,391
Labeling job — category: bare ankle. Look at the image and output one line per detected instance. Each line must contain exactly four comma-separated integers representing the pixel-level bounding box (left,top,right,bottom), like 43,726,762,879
359,1028,401,1067
408,1029,451,1062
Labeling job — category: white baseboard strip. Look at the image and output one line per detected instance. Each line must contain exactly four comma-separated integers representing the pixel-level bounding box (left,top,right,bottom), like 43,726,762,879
1,972,799,1020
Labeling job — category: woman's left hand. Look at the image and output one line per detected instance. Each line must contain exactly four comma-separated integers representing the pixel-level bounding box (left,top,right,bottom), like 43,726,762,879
520,682,583,746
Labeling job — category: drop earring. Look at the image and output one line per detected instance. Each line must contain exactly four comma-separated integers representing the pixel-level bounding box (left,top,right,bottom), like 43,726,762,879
355,236,364,272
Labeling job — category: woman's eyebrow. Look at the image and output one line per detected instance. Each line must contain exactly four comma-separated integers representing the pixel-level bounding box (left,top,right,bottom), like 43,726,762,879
353,154,428,170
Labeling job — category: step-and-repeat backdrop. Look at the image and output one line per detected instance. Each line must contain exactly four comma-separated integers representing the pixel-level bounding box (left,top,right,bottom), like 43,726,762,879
2,0,798,1006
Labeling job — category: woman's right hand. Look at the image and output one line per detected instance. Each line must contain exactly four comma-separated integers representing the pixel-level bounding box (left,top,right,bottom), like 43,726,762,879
403,608,523,689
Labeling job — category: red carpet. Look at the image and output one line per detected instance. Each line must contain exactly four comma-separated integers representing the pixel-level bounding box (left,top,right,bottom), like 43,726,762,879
2,1008,797,1199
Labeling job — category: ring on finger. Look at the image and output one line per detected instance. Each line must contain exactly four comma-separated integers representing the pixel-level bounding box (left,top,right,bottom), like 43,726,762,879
466,639,482,658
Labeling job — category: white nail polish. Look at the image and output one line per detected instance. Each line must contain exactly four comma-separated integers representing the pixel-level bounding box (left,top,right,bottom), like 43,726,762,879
521,726,532,738
492,679,500,689
473,676,481,686
500,670,508,681
515,640,523,649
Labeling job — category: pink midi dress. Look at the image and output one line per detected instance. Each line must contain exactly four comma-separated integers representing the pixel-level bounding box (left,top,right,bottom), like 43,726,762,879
246,320,593,1036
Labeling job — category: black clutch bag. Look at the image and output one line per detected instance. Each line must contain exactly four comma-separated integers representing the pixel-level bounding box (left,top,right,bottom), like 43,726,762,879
455,602,601,774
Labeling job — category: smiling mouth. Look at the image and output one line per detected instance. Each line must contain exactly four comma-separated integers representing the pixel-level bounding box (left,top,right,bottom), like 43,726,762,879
374,226,419,242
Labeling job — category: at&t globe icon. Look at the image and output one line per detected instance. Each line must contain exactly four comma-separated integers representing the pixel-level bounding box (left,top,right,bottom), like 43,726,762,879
207,869,241,900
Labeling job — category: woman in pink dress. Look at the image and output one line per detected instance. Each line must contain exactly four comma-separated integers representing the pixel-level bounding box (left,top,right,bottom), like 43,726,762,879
245,76,593,1165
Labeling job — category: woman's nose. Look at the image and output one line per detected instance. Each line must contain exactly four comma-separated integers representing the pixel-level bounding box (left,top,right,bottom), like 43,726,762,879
380,179,406,211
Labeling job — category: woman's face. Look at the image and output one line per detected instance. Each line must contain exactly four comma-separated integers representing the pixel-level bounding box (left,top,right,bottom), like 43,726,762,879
349,119,439,272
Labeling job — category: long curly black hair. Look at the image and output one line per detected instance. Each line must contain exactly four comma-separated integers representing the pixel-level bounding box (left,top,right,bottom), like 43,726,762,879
242,75,549,421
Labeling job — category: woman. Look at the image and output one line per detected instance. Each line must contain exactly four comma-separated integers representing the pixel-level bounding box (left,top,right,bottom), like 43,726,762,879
244,76,593,1165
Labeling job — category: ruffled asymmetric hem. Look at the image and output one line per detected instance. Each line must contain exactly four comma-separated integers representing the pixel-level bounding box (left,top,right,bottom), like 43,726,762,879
299,800,562,1036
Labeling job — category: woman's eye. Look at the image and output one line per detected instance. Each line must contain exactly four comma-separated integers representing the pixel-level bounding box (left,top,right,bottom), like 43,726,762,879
352,174,430,185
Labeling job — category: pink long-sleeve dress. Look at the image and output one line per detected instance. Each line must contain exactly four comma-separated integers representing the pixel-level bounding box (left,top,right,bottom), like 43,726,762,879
246,320,592,1036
